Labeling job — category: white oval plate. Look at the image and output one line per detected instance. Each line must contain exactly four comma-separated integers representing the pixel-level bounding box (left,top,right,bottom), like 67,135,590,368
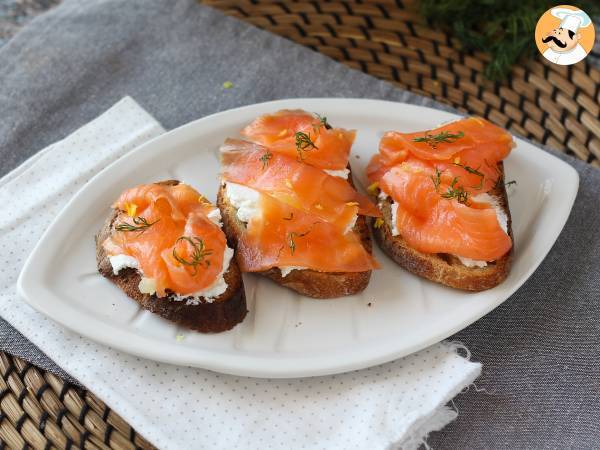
17,99,578,378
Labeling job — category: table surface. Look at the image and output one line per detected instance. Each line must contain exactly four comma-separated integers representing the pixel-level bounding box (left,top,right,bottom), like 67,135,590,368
0,0,60,46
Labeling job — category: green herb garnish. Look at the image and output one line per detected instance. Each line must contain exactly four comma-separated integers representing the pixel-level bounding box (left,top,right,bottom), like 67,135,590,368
315,113,332,130
259,150,273,169
419,0,600,80
453,162,485,189
430,167,443,192
441,177,470,204
115,216,159,233
413,131,464,149
172,236,213,276
288,230,311,255
295,131,318,160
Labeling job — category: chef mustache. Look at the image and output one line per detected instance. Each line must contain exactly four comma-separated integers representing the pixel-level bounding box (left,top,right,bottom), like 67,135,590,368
542,35,567,48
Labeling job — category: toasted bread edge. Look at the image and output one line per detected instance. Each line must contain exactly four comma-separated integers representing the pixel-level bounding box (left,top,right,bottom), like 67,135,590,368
216,178,373,299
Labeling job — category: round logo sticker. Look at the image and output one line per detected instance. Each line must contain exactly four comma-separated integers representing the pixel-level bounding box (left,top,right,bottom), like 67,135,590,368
535,5,595,66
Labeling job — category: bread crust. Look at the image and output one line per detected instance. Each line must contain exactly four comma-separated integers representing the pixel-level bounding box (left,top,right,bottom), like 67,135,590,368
372,163,513,291
96,180,247,333
216,171,373,299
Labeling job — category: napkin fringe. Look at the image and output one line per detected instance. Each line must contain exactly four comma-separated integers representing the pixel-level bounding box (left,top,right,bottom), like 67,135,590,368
395,341,481,450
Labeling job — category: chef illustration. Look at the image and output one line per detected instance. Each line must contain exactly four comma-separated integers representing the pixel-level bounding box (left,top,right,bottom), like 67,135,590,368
540,7,592,65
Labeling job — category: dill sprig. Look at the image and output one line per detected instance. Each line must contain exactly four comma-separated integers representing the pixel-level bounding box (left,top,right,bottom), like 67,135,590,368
315,113,332,130
288,230,310,255
430,167,443,192
295,131,318,160
453,162,485,189
172,236,213,276
419,0,600,80
259,150,272,169
413,131,464,149
441,177,470,204
115,216,159,233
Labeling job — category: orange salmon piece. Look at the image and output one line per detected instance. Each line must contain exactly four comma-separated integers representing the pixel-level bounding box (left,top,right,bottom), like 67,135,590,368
380,163,512,261
237,193,379,273
241,109,355,170
103,183,227,297
220,139,381,230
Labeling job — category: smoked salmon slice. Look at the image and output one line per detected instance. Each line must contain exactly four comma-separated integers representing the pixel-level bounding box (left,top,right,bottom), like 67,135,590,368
379,163,512,261
367,117,514,194
241,109,356,170
220,139,380,231
103,183,227,297
237,193,379,273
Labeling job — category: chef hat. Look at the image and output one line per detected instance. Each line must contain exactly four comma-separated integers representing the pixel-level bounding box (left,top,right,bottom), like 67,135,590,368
551,7,592,33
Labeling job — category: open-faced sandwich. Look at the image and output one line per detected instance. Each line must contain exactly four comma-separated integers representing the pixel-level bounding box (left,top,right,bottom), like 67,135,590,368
217,109,381,298
96,180,247,332
366,117,515,291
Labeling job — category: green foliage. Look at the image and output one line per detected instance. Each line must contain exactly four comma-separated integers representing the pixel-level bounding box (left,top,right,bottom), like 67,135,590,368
419,0,600,80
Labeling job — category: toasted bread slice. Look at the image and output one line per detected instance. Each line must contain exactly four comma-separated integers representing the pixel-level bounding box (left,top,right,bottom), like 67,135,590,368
96,180,247,333
216,170,373,299
372,163,513,291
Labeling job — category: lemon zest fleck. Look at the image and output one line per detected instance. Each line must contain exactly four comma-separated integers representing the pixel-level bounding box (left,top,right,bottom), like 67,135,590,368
285,179,293,189
374,218,385,229
223,81,234,89
176,335,185,342
314,203,323,210
124,202,137,217
346,201,359,207
367,182,379,195
454,156,461,164
278,128,288,137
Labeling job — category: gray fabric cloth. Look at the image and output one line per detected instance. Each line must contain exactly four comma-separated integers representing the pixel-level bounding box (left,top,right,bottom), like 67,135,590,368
0,0,598,447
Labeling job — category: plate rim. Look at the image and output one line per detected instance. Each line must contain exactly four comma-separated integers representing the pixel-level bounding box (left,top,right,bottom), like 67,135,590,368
17,98,580,378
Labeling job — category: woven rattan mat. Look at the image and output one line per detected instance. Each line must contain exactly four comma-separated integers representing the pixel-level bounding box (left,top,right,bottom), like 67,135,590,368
1,1,599,449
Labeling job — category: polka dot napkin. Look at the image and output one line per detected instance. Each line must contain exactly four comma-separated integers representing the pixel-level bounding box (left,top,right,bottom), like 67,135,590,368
1,97,481,450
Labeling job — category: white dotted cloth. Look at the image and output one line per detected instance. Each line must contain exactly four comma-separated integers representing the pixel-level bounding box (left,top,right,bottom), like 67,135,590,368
0,97,481,450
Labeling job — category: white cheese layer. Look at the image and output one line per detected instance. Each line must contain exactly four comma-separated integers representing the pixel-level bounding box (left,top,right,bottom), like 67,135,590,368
207,208,222,226
224,182,261,223
110,241,234,304
279,266,305,277
109,254,140,275
390,201,400,236
323,168,350,179
456,256,488,268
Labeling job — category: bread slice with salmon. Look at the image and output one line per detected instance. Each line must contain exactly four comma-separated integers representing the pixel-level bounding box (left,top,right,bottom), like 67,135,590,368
217,182,374,299
216,110,380,298
96,180,247,332
366,117,515,291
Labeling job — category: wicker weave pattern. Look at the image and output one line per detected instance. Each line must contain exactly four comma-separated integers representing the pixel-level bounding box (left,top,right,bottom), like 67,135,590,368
203,0,600,167
2,1,600,449
0,353,154,449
